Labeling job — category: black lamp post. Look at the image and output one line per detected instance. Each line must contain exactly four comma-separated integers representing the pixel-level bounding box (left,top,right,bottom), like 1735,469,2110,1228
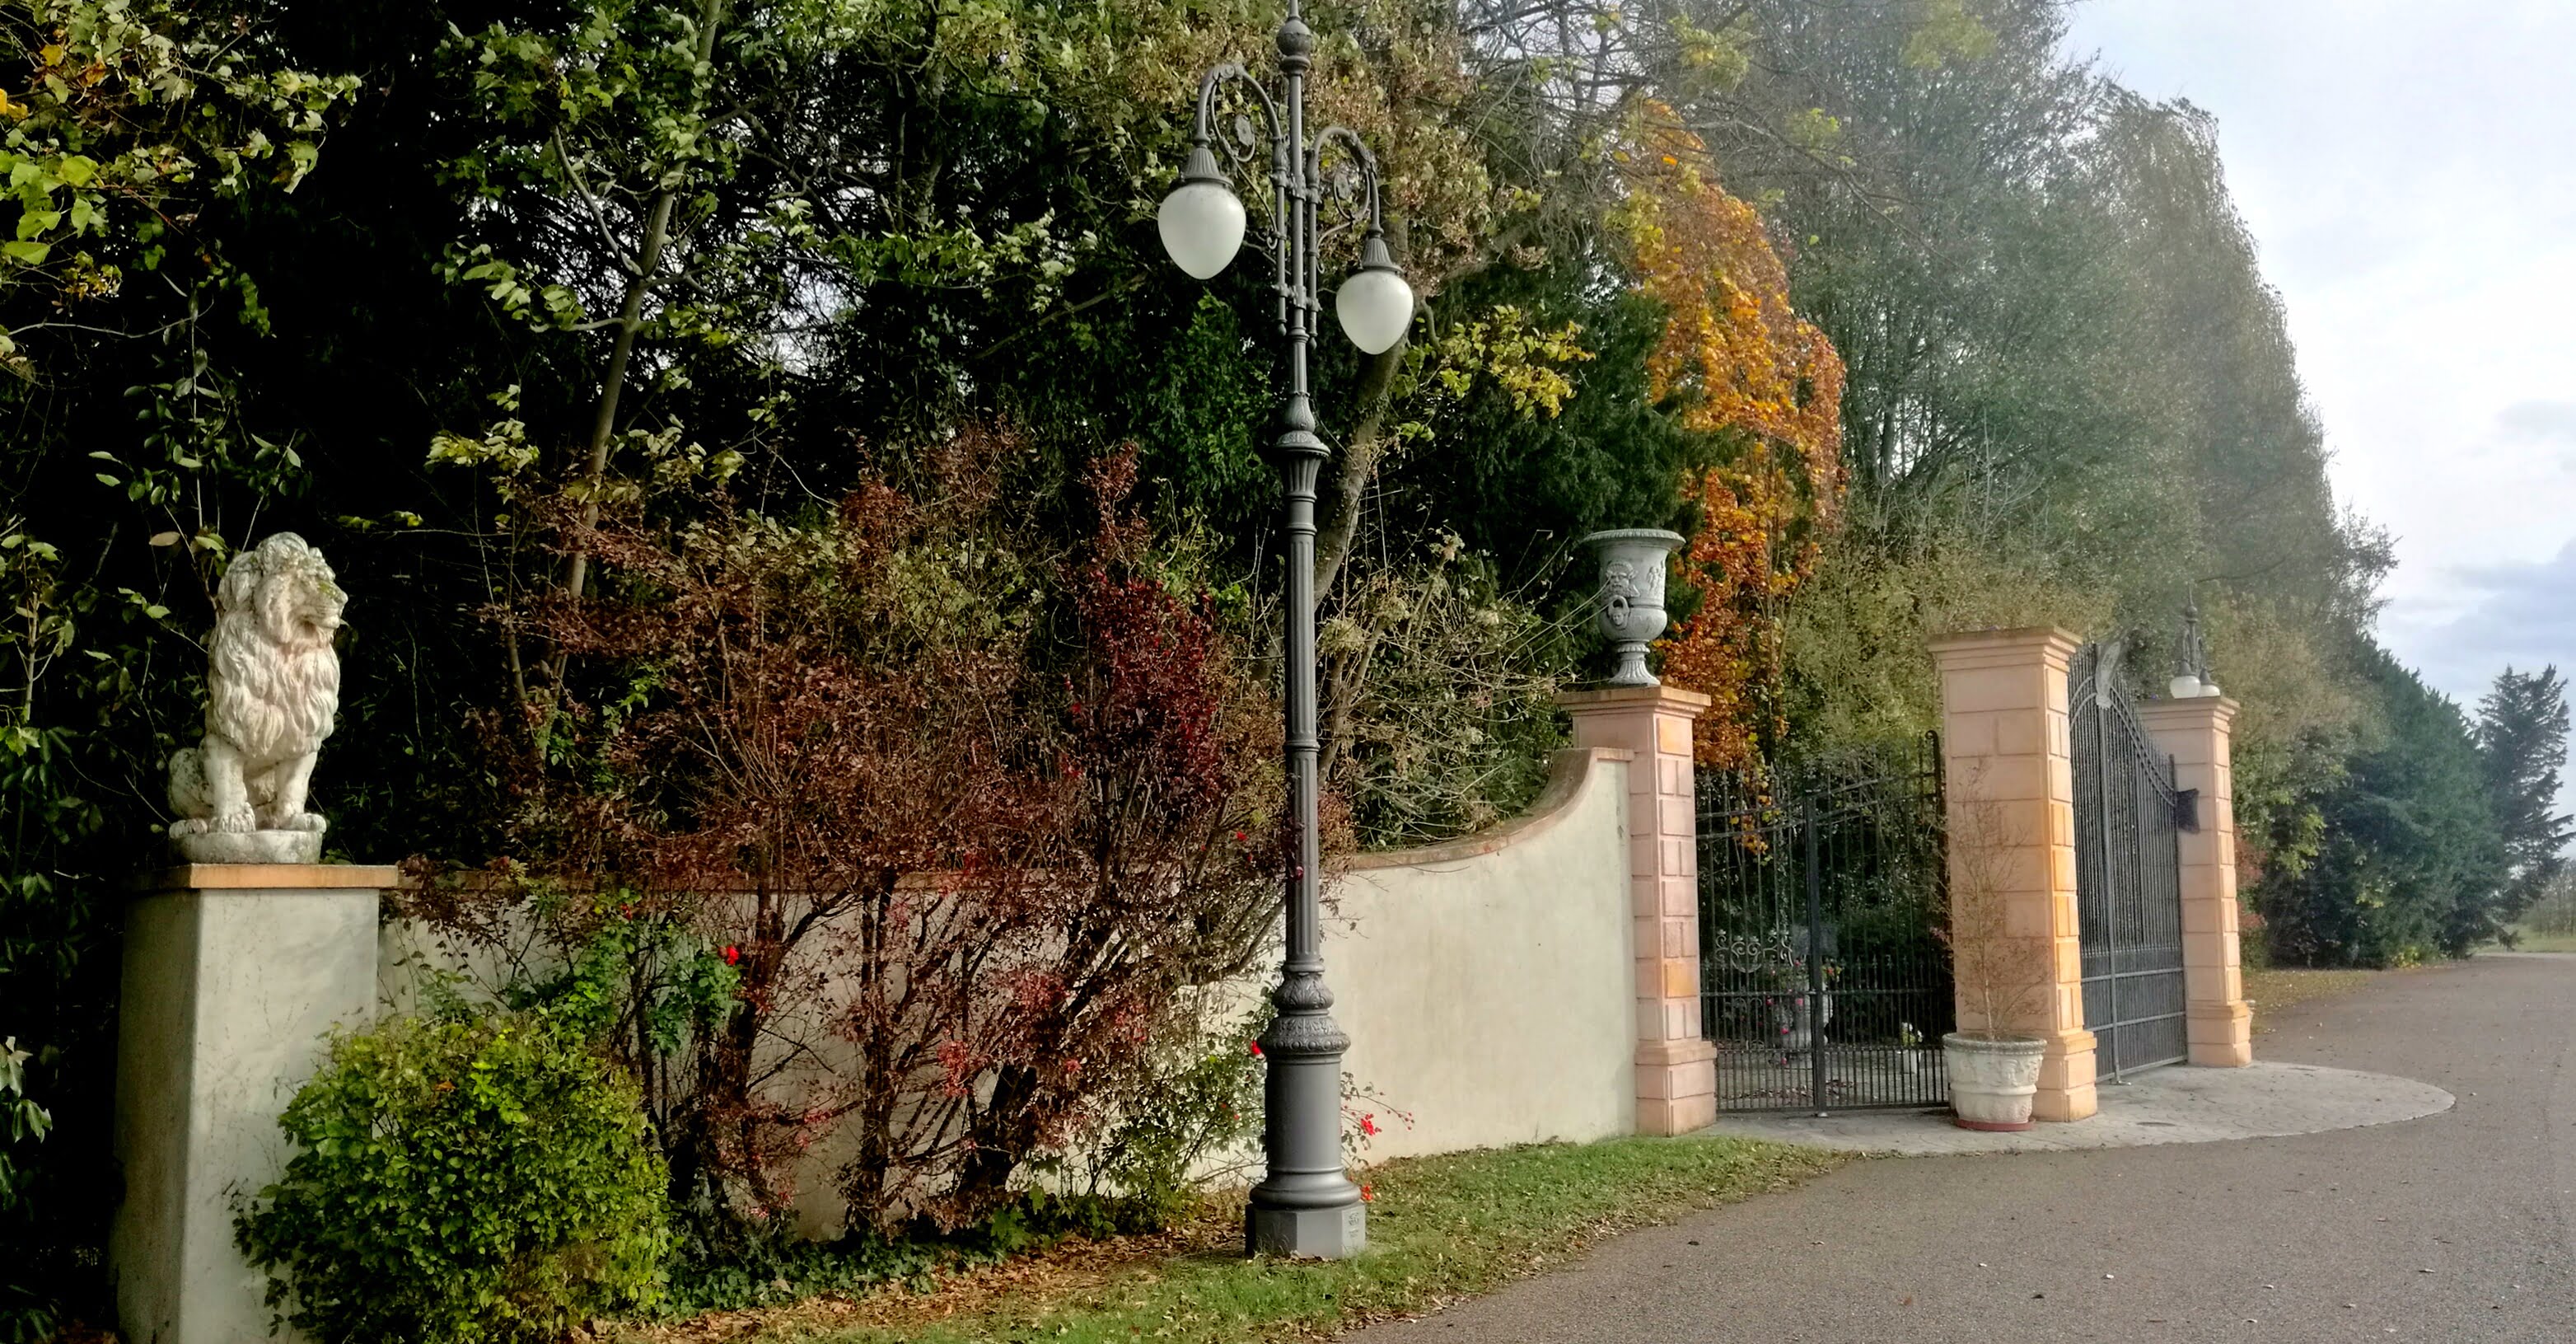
1156,0,1412,1260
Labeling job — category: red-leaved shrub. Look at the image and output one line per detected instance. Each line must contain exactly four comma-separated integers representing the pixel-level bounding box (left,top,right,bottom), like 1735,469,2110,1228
453,428,1281,1231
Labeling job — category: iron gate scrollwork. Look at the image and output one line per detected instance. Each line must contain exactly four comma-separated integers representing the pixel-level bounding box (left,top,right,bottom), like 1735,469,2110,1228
1699,740,1952,1112
2069,640,2190,1078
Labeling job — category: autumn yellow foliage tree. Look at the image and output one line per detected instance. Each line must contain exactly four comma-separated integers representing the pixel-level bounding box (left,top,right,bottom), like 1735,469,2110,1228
1616,105,1846,778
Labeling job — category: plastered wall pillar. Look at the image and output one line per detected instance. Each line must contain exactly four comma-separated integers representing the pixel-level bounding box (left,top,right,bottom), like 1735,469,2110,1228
2136,696,2254,1067
112,863,395,1344
1927,629,2097,1122
1559,686,1716,1135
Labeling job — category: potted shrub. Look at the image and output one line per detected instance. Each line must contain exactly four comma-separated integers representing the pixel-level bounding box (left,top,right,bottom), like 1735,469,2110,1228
1939,798,2055,1131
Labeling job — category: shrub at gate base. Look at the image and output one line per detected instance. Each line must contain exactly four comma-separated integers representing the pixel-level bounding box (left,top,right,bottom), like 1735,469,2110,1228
235,1008,669,1344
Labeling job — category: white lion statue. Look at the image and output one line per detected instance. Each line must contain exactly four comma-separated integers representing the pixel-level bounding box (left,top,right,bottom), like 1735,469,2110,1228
166,533,345,861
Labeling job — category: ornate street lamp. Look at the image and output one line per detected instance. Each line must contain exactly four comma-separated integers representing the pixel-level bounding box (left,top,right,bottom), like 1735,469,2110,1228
1157,0,1412,1260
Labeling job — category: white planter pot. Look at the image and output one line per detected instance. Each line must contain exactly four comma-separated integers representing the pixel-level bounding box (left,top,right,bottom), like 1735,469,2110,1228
1943,1031,2048,1131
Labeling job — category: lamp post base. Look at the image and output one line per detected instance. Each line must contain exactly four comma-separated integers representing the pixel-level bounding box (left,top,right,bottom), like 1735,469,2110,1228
1246,1200,1367,1258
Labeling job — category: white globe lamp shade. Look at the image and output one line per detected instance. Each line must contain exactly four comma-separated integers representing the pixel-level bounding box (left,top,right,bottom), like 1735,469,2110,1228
1157,146,1246,280
1335,235,1413,354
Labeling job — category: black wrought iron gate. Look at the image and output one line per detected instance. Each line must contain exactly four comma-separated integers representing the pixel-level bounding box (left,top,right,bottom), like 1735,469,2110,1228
2069,642,2190,1078
1699,742,1952,1112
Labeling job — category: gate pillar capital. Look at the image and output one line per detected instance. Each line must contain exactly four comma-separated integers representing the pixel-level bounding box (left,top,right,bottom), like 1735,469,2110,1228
1559,686,1717,1135
2135,695,2253,1067
1929,627,2097,1122
1926,625,2084,669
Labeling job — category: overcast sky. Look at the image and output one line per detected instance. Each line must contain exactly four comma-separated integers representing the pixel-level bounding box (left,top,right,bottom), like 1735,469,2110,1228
2061,1,2576,735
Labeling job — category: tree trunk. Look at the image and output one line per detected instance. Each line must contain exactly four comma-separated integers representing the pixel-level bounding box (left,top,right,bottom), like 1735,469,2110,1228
1310,340,1405,602
559,0,727,604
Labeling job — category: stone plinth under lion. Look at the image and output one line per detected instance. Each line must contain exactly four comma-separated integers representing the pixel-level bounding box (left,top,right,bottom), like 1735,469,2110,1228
165,532,344,864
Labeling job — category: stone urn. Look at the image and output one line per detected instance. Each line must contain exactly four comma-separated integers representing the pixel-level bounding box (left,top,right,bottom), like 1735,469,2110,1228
1943,1031,2048,1131
1580,528,1685,687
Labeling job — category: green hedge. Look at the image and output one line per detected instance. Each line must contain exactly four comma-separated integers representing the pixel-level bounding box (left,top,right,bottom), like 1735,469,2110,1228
236,1008,669,1343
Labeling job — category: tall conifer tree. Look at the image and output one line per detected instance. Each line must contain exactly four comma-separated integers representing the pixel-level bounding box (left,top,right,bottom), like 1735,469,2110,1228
2477,666,2574,918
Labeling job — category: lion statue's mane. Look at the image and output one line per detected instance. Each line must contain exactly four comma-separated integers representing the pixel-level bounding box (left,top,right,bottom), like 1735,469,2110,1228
168,532,345,837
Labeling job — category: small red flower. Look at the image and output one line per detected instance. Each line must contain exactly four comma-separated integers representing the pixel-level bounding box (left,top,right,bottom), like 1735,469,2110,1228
1064,1057,1083,1076
1359,1183,1373,1202
1233,831,1248,844
1360,1113,1379,1136
722,945,741,966
1249,1040,1263,1057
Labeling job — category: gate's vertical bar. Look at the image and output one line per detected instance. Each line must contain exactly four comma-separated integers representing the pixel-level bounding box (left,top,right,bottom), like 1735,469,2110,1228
2092,655,2125,1080
1926,730,1951,1105
1804,798,1826,1112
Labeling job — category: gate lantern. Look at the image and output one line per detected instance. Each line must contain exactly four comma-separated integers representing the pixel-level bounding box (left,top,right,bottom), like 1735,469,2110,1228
2172,601,2219,699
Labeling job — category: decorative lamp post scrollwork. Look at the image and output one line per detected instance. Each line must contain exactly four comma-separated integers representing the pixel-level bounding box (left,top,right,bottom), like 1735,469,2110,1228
1156,0,1413,1260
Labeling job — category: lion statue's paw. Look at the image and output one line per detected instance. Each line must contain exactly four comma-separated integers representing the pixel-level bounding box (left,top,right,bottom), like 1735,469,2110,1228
273,812,329,835
213,807,259,835
168,817,208,838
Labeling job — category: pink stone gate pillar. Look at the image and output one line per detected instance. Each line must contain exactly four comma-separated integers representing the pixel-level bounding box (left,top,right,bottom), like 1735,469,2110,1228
1559,686,1717,1135
1927,629,2097,1122
2135,696,2255,1066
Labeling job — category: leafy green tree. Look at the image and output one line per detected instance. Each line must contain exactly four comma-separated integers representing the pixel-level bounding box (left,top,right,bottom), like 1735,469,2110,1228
2260,645,2509,965
2477,665,2573,920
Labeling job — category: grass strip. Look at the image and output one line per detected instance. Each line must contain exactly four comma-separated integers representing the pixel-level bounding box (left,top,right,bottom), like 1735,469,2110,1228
2242,965,2387,1032
623,1134,1841,1344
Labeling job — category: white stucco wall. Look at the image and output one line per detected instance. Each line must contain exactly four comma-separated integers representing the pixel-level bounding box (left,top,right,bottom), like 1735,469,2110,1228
371,746,1639,1232
1319,747,1637,1159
